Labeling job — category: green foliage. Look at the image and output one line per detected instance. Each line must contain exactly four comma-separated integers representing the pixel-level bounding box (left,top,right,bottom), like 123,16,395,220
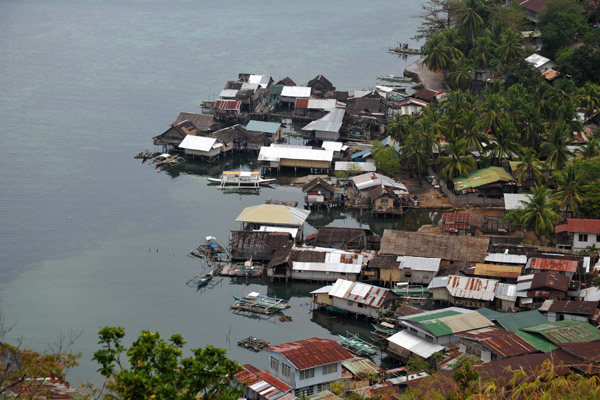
405,356,431,373
510,185,562,244
372,142,400,177
330,380,345,396
578,182,600,218
93,326,242,400
539,0,590,59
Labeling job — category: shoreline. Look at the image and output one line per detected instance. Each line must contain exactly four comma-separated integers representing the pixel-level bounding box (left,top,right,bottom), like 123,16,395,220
404,57,446,91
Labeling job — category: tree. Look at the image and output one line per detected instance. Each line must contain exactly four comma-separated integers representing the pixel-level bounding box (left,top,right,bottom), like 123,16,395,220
448,56,474,90
496,28,524,65
577,82,600,120
553,164,589,214
541,123,573,170
456,0,486,48
539,0,590,58
437,139,477,180
371,142,400,177
93,326,242,400
405,356,431,374
510,185,562,244
513,148,546,185
578,181,600,218
412,0,462,41
386,114,415,142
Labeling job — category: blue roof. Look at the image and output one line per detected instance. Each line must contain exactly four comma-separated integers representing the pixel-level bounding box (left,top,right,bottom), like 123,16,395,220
245,120,281,134
351,148,372,160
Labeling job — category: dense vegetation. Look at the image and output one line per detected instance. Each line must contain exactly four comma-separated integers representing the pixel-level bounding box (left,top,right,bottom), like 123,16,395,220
387,0,600,244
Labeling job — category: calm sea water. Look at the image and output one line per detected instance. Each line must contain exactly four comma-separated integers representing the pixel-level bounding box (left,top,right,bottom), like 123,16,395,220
0,0,426,387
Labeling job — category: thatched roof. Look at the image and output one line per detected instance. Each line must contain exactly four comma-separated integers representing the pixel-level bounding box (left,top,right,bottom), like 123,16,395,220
380,230,490,263
174,112,214,132
276,77,296,86
346,97,386,116
302,177,334,194
230,231,293,253
313,226,374,250
368,254,399,269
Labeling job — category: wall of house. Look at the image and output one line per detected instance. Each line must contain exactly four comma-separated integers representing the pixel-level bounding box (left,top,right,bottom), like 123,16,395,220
573,233,600,251
374,197,395,211
545,312,589,323
266,352,297,388
292,270,359,282
184,147,221,158
379,268,403,284
403,323,454,345
279,159,331,169
429,287,450,302
316,130,340,141
402,270,434,285
331,297,380,318
293,362,344,397
459,339,493,363
495,298,516,312
313,293,333,307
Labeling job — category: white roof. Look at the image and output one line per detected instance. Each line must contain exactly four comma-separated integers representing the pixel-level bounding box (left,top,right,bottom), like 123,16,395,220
255,226,299,237
311,285,334,294
579,287,600,302
354,90,373,98
398,307,473,321
306,99,341,111
525,53,552,69
219,89,238,98
178,135,220,152
516,274,534,293
397,256,441,272
321,141,348,152
328,279,390,308
495,283,518,302
241,82,259,92
427,276,449,289
485,253,528,265
281,86,311,98
444,275,499,301
375,84,394,93
248,74,271,88
352,172,408,193
293,262,362,274
504,193,532,210
335,161,376,172
258,144,334,163
387,330,444,359
302,108,346,133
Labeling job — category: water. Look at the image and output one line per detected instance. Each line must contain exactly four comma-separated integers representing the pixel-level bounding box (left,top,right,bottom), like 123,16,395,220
0,0,429,387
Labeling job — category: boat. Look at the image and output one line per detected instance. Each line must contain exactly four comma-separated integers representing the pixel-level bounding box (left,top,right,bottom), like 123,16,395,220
232,292,291,311
134,150,154,160
338,332,377,356
376,75,413,83
392,283,429,300
371,321,397,338
387,43,421,55
186,270,213,289
195,236,227,259
207,170,276,188
151,153,185,167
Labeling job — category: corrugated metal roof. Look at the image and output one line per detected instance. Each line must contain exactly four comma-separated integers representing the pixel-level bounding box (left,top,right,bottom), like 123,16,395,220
457,328,538,358
445,275,499,301
495,283,518,301
404,309,466,322
566,218,600,234
219,89,239,98
485,253,528,265
419,312,494,337
302,109,345,133
387,330,444,358
474,263,522,279
178,135,220,152
246,120,281,134
281,86,311,98
235,204,310,227
248,74,271,88
527,257,578,273
258,144,334,163
307,99,340,111
515,330,559,353
321,141,347,152
442,212,481,232
523,320,600,344
311,285,334,294
215,99,241,110
427,276,449,289
453,167,514,191
335,161,376,172
539,300,599,315
293,262,362,274
397,256,441,272
329,278,390,308
341,357,382,377
525,53,552,69
351,172,408,192
235,364,292,400
265,337,353,370
504,193,532,210
241,82,259,92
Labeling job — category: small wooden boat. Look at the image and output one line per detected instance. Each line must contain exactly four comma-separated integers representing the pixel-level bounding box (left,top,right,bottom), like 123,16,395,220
376,75,413,83
134,151,154,160
195,236,227,258
338,332,377,356
186,270,213,289
387,43,421,55
208,170,276,188
371,321,397,338
155,155,185,167
232,292,290,311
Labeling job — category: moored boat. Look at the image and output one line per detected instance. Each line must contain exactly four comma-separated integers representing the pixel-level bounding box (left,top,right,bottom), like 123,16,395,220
232,292,290,311
338,332,377,356
208,170,275,188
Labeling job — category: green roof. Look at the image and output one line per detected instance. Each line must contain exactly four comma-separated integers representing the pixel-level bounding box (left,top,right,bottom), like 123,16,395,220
453,167,514,191
522,320,600,344
516,330,559,353
269,84,283,96
495,310,548,332
476,308,505,320
246,120,281,134
420,320,453,336
406,310,462,322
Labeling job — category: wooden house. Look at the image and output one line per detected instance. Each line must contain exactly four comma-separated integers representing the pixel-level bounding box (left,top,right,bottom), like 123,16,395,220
469,263,523,283
452,167,516,197
555,219,600,252
302,108,345,141
178,135,222,161
370,255,442,287
441,212,482,235
516,271,571,308
539,300,600,325
214,99,241,118
350,172,409,212
280,86,311,109
307,74,335,97
428,275,499,309
264,338,354,397
229,231,293,262
234,364,293,400
341,358,383,391
235,204,310,240
457,328,538,362
305,226,380,251
525,256,579,278
369,185,403,216
209,124,269,154
312,279,398,319
245,120,284,143
302,177,335,208
258,144,333,173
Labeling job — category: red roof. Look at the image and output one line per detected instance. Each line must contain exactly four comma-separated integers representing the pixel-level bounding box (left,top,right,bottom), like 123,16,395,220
235,364,292,397
519,0,547,13
541,300,599,316
265,337,354,370
442,212,481,232
530,271,570,292
215,99,241,111
457,328,538,358
529,257,578,273
295,98,309,109
566,219,600,234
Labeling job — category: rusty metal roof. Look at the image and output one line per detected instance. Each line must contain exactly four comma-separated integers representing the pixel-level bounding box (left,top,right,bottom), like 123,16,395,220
457,327,538,358
234,364,292,400
474,263,523,279
565,218,600,234
523,320,600,344
539,300,599,316
530,271,570,291
329,278,391,308
445,275,499,301
264,337,354,370
342,357,382,377
442,212,481,232
527,257,578,273
215,99,241,111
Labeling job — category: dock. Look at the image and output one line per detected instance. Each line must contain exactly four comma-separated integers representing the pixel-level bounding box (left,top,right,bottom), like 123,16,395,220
214,262,264,278
237,336,271,352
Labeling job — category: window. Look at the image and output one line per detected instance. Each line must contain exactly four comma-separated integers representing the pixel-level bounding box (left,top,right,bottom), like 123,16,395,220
381,199,389,206
282,363,292,378
579,234,589,242
425,334,434,341
300,368,315,380
270,357,279,372
317,383,331,392
298,386,314,396
323,363,338,374
410,327,418,334
347,300,354,306
358,303,364,308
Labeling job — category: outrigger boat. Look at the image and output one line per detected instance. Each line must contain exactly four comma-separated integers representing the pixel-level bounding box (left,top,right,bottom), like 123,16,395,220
151,153,185,167
232,292,291,311
186,270,213,289
193,236,227,259
207,170,275,188
338,332,377,357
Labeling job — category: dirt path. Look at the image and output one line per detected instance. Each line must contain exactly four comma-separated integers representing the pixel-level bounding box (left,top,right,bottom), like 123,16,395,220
404,57,446,91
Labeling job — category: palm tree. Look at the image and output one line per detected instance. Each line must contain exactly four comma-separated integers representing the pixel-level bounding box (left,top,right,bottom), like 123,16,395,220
552,164,589,215
471,34,497,69
437,139,477,181
497,28,524,65
577,82,600,120
480,94,507,136
448,56,474,90
517,186,562,244
488,121,521,166
460,110,488,153
457,0,485,48
578,137,600,160
422,32,451,75
386,114,414,142
513,149,546,186
541,123,573,170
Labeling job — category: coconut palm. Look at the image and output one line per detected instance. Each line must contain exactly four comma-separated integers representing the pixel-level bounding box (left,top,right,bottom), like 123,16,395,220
540,123,573,170
513,149,546,186
437,139,477,180
517,185,562,244
457,0,485,48
448,56,474,90
480,94,507,136
471,34,497,69
578,137,600,160
552,164,589,215
577,82,600,120
460,110,489,153
422,32,451,74
386,114,415,142
497,28,524,64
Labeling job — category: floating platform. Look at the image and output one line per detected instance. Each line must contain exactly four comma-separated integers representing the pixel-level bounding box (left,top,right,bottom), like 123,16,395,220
237,336,271,352
215,261,264,278
388,46,421,55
